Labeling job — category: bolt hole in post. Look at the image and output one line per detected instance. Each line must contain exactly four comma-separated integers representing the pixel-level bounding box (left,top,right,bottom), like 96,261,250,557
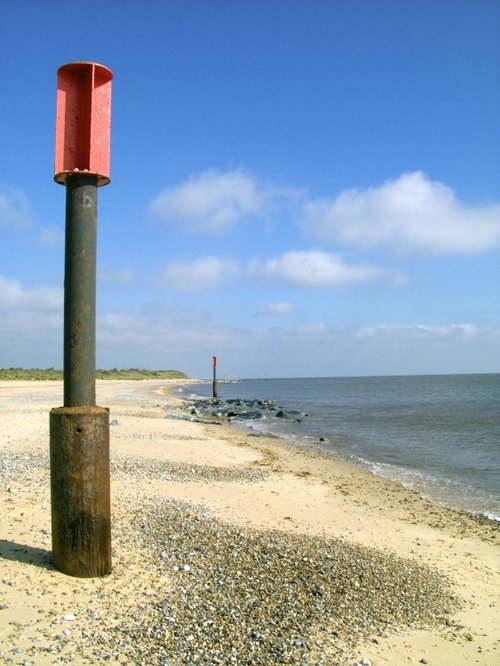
49,62,113,577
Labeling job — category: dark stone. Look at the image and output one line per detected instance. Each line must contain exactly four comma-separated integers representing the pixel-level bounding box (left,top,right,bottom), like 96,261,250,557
234,411,263,420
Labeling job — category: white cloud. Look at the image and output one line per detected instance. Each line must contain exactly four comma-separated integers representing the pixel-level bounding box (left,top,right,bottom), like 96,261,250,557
0,276,63,311
0,276,63,367
256,301,296,316
303,171,500,255
150,169,266,234
0,275,497,376
0,183,33,229
96,306,249,373
161,256,239,291
357,323,480,340
149,169,500,254
248,250,382,287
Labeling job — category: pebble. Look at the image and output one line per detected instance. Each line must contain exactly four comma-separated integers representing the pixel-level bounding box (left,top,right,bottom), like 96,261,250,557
95,495,459,665
1,425,474,665
111,453,269,485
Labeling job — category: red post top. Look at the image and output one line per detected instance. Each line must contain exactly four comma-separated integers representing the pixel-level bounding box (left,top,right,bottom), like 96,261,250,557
54,62,113,187
212,356,217,366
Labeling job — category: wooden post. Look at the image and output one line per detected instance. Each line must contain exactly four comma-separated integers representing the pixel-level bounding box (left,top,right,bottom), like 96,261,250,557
50,407,111,577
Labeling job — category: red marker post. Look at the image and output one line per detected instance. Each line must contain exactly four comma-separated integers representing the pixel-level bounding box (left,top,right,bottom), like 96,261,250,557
49,62,113,577
212,356,218,399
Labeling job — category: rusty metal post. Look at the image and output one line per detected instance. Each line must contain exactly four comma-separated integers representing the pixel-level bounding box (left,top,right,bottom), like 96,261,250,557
64,175,98,407
50,62,113,577
212,356,218,399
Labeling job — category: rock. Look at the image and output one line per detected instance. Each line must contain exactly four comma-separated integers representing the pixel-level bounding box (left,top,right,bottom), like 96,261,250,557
234,411,263,420
181,396,292,427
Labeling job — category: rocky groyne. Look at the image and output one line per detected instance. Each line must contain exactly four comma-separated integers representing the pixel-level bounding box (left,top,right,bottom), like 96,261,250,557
165,396,306,429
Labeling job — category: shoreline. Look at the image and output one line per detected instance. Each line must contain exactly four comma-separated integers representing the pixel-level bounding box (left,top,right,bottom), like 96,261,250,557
0,379,498,664
175,381,500,524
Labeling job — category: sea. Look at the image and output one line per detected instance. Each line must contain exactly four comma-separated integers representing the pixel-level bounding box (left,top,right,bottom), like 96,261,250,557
180,374,500,521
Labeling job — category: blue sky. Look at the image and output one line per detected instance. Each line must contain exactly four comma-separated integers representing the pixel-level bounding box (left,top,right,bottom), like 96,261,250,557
1,1,499,378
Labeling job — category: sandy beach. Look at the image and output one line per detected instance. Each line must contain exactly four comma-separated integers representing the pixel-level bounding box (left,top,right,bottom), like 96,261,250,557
1,379,498,665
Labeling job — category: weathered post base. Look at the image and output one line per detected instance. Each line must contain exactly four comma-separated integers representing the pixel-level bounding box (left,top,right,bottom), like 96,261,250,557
49,406,111,577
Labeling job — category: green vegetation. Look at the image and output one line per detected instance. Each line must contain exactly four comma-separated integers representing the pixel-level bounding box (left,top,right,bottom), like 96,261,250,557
0,368,189,381
0,368,63,381
96,369,189,380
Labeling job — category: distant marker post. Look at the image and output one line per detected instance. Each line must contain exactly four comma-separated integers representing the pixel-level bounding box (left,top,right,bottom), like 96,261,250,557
212,356,218,398
49,62,113,577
